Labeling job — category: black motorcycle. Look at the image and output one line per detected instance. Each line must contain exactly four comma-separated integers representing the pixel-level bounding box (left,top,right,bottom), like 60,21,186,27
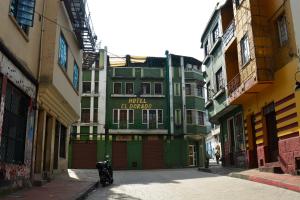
96,159,113,187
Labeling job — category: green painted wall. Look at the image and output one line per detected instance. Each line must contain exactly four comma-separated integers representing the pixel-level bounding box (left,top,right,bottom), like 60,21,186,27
164,139,187,168
127,141,142,169
97,140,112,162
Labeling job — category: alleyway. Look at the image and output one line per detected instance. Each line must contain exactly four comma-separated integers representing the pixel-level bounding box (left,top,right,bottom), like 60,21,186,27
86,169,300,200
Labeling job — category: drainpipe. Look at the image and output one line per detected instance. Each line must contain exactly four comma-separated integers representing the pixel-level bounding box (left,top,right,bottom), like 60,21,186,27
31,0,47,181
165,51,171,136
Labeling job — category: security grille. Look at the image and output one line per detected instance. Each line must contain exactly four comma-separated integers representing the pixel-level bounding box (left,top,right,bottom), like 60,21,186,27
0,81,29,164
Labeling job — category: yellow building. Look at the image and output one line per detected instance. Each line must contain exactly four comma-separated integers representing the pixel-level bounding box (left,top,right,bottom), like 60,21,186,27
225,0,300,174
0,0,97,190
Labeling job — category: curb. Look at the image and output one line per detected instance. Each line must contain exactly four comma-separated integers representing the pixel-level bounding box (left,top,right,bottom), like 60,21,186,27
76,181,99,200
229,173,300,193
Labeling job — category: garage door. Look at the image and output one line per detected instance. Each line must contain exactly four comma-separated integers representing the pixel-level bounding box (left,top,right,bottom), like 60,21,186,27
142,140,164,169
72,141,97,169
112,141,128,170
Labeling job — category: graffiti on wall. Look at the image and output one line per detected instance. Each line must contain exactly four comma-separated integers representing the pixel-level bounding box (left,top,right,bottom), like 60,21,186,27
0,52,36,98
0,52,36,184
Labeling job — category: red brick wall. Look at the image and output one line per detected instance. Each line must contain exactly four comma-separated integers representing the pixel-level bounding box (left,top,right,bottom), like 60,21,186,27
278,136,300,174
257,145,266,167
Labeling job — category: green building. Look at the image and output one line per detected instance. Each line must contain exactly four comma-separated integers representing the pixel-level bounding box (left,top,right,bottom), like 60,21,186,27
201,0,246,167
69,50,209,169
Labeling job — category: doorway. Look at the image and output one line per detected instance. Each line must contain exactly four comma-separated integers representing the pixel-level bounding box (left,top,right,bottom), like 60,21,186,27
188,145,197,166
263,103,278,163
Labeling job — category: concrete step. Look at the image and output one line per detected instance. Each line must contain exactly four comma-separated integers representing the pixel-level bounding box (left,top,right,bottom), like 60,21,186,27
259,166,283,174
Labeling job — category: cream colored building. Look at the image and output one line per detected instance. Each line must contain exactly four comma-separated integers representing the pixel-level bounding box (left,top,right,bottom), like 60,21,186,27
0,0,96,190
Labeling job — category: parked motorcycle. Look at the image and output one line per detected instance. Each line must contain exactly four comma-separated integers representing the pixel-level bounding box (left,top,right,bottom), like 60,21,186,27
96,156,113,187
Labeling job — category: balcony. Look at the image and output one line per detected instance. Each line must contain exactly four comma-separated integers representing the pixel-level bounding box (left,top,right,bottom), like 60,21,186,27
223,20,235,49
227,68,274,104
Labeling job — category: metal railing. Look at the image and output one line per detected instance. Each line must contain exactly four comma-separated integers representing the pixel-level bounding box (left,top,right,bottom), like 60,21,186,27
227,73,241,96
223,20,235,46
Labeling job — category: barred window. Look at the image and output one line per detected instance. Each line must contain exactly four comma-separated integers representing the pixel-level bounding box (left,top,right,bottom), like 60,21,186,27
58,34,68,70
277,15,288,46
0,81,29,164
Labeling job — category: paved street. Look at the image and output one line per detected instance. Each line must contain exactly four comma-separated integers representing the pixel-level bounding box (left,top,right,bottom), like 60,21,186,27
86,169,300,200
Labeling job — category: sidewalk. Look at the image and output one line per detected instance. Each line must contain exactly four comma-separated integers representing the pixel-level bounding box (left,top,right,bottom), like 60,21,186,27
0,169,99,200
230,169,300,193
201,161,300,193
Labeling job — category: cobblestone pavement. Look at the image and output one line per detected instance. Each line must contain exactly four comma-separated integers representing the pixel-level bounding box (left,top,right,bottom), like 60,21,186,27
86,168,300,200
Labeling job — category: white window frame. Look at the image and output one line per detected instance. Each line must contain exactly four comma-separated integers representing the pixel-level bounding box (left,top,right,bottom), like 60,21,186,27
141,82,151,95
186,109,193,124
185,83,192,96
174,83,181,96
142,110,148,124
154,82,163,95
125,82,134,95
82,81,91,93
196,110,205,126
128,109,134,124
175,109,182,125
113,82,122,94
113,109,119,124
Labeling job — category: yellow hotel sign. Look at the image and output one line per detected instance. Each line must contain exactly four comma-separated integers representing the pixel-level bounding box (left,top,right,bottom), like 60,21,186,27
121,98,152,109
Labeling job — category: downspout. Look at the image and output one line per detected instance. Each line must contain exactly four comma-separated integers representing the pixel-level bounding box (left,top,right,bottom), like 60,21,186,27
31,0,46,180
165,51,171,136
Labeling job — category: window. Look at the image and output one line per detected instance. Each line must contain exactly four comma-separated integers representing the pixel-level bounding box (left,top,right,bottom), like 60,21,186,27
81,109,90,123
113,82,122,94
73,62,79,91
174,83,181,96
93,109,98,122
175,109,182,125
94,82,99,94
126,83,134,95
158,110,163,124
185,84,192,95
277,15,288,46
82,82,91,93
216,68,224,91
10,0,36,32
154,83,163,95
212,24,219,44
113,110,118,124
196,83,204,97
204,40,209,56
187,110,193,124
142,110,148,124
0,81,29,164
141,83,151,95
59,124,67,158
197,111,205,126
129,110,134,124
58,34,68,70
240,34,250,65
206,82,212,99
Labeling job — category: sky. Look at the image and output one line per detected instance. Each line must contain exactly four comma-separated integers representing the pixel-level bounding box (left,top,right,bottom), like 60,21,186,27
88,0,221,60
